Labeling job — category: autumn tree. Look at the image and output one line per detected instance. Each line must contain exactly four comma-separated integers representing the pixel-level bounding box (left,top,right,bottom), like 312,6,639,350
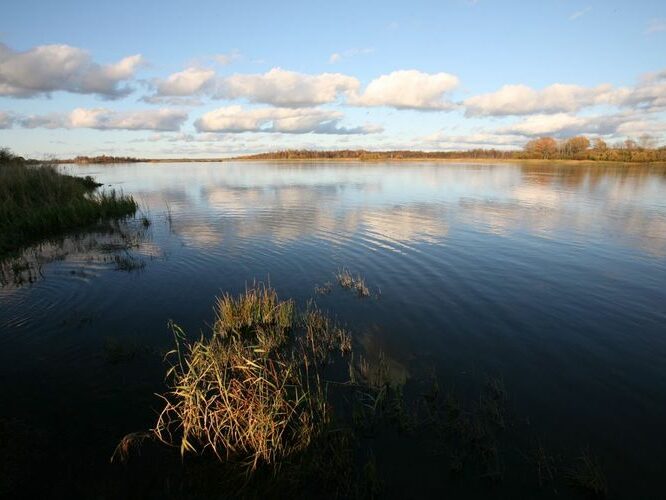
525,137,558,159
565,135,590,156
592,138,607,151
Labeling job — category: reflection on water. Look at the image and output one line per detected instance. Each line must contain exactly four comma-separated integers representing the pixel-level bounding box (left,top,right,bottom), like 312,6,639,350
2,161,666,497
90,161,666,257
0,220,154,288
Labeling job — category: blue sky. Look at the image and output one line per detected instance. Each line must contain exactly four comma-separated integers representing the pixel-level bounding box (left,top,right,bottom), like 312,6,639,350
1,0,664,158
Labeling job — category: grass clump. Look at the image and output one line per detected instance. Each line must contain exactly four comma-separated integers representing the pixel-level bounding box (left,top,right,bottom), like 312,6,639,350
150,284,352,473
336,268,370,297
0,150,137,256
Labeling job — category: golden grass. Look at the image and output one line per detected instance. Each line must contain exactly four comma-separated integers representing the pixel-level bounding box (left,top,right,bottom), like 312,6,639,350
151,283,352,473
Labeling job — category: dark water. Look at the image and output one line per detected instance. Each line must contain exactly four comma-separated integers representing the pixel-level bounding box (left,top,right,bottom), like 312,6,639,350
2,161,666,498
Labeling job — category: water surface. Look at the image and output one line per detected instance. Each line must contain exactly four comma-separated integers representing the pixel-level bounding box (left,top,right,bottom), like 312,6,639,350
2,161,665,498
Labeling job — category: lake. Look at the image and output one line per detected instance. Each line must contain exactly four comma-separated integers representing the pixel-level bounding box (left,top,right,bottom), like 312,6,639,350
2,160,666,498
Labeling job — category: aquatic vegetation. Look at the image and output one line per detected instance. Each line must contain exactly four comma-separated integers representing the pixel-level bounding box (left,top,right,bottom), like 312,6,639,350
314,281,333,295
152,284,352,473
335,268,370,297
111,283,616,497
113,254,146,272
421,376,510,481
0,152,137,256
527,442,557,488
164,201,174,232
567,448,608,498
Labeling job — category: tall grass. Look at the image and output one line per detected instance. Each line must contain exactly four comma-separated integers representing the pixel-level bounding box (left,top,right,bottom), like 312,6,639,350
151,284,352,473
0,154,137,256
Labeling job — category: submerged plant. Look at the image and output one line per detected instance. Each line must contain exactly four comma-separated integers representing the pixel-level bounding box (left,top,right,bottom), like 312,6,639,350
567,448,608,498
314,281,333,295
335,268,371,297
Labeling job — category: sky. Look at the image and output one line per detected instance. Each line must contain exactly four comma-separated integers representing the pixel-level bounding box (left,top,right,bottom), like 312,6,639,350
0,0,664,158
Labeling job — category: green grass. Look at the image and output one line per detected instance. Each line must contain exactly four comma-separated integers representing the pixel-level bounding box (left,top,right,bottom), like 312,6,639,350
0,153,138,256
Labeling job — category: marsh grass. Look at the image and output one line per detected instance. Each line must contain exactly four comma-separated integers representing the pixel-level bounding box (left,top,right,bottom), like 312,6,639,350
150,284,353,474
335,268,370,297
567,448,608,498
0,156,137,256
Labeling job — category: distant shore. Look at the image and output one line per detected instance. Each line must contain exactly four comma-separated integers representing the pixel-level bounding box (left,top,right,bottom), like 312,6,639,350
55,157,666,167
54,149,666,165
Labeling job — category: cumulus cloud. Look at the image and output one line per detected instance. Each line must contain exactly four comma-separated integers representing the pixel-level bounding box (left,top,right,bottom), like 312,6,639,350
11,108,187,131
0,43,144,99
349,70,459,110
153,67,216,96
464,83,617,116
497,112,633,137
464,70,666,117
214,68,360,107
615,119,666,138
194,105,381,134
614,70,666,111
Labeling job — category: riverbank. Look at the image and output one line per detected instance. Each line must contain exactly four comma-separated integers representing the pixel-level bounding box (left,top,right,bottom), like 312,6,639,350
0,152,138,256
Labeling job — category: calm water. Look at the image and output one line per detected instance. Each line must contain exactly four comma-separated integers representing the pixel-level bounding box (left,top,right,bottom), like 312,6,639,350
2,161,666,498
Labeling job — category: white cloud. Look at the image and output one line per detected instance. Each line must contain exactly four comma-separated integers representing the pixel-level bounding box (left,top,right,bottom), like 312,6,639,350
0,43,144,98
214,68,360,107
497,112,635,137
615,119,666,138
646,18,666,34
14,108,187,131
464,83,616,116
350,70,459,110
464,70,666,116
153,67,216,96
194,105,381,134
419,130,526,150
614,70,666,110
569,7,591,21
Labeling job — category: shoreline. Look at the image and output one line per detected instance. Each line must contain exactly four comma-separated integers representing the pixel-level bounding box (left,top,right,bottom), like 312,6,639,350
59,157,666,167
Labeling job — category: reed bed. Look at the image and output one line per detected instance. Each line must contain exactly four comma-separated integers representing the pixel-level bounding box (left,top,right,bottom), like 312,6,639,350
151,284,353,473
0,154,137,256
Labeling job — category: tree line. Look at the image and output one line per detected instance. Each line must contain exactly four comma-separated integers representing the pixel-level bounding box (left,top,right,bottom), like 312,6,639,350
521,134,665,162
235,135,666,163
